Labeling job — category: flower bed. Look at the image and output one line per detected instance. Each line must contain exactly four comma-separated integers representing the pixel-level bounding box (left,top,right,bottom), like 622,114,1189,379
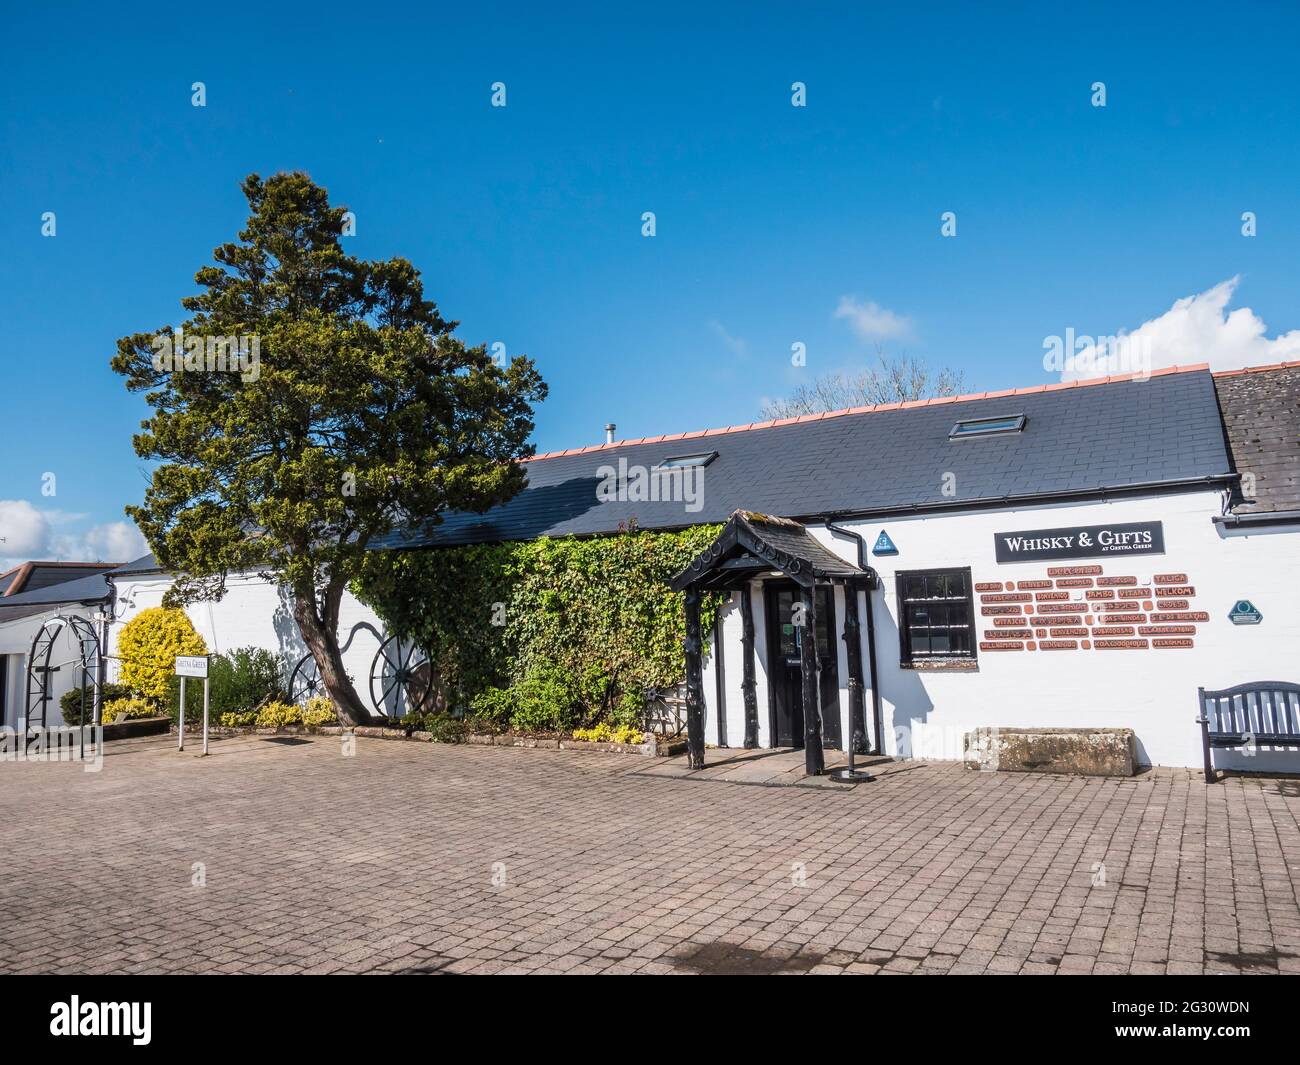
322,725,687,757
168,716,687,757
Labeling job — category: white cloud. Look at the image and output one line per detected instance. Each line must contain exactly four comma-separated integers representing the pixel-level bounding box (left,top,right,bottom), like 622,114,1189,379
83,522,148,562
0,500,51,559
1061,277,1300,381
1,504,146,570
834,295,912,341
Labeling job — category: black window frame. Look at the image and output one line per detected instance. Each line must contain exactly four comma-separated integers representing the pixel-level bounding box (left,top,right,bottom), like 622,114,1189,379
895,566,978,667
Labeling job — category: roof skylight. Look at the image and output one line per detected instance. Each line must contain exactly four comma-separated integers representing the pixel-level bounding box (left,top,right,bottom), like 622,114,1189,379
653,451,718,470
948,414,1027,440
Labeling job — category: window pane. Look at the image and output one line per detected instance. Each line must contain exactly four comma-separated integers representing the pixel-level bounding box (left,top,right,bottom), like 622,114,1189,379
898,568,975,662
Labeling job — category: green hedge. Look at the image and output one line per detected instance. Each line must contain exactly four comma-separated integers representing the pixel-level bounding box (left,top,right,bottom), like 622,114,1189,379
354,525,722,728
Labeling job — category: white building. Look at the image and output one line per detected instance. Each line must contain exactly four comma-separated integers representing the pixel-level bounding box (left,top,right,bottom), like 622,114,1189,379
5,361,1295,775
375,360,1299,774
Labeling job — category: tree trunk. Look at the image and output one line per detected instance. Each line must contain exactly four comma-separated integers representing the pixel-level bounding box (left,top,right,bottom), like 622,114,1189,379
293,591,373,727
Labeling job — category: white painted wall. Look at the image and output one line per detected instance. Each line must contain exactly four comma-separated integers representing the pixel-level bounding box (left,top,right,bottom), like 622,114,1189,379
822,490,1296,770
106,571,387,710
700,489,1300,770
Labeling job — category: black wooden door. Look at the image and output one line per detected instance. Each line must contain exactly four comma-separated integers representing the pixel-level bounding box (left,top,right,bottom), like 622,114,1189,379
765,584,841,750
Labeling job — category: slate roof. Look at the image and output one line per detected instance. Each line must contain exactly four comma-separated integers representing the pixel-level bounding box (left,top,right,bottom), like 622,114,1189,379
109,553,163,577
1213,362,1300,514
377,364,1235,550
0,561,118,598
670,510,866,592
0,569,113,625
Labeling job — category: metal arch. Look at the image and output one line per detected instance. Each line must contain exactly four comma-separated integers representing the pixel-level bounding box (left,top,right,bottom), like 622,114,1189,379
23,613,102,733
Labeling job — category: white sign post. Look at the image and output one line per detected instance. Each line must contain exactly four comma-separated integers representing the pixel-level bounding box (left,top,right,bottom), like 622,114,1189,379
175,655,210,755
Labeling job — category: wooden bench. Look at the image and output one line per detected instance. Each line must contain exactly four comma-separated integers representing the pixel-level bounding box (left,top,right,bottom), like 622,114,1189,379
1198,682,1300,783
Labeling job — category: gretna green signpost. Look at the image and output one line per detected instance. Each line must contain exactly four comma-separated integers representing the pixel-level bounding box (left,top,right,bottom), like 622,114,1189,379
175,655,210,756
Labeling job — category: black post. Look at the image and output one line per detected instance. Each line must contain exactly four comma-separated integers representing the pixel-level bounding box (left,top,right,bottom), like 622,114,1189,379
842,583,868,755
799,585,825,776
831,580,875,783
741,584,759,749
684,587,706,770
713,610,728,748
863,575,884,756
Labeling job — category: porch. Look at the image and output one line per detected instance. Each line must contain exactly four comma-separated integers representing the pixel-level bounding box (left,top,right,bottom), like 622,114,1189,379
669,509,881,776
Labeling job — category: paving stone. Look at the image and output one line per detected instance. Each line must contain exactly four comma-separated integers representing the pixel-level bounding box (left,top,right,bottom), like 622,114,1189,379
1,735,1297,976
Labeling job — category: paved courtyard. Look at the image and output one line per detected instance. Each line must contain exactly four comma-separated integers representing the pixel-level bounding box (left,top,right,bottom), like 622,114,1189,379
2,733,1299,975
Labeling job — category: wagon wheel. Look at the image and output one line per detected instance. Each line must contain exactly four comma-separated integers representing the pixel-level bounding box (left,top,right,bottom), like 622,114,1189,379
369,635,435,719
288,652,324,705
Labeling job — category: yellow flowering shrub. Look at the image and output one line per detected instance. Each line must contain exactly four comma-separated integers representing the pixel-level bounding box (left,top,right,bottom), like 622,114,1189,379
571,723,644,745
117,607,207,709
100,696,157,723
216,696,335,730
254,700,301,728
301,695,337,729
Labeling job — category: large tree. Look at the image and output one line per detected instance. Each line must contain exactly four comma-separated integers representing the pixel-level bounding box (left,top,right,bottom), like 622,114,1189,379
113,172,546,725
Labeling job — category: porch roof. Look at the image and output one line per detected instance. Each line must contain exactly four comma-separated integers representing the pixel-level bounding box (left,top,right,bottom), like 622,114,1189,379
669,510,869,592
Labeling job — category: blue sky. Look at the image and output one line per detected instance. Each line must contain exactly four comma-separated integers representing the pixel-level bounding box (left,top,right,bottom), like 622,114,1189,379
2,1,1298,564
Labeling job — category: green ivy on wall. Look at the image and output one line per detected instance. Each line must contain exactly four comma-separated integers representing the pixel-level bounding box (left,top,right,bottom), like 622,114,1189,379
353,524,723,719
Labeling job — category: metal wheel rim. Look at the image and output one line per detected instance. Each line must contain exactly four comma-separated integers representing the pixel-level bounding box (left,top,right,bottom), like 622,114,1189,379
368,635,434,719
288,653,324,705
